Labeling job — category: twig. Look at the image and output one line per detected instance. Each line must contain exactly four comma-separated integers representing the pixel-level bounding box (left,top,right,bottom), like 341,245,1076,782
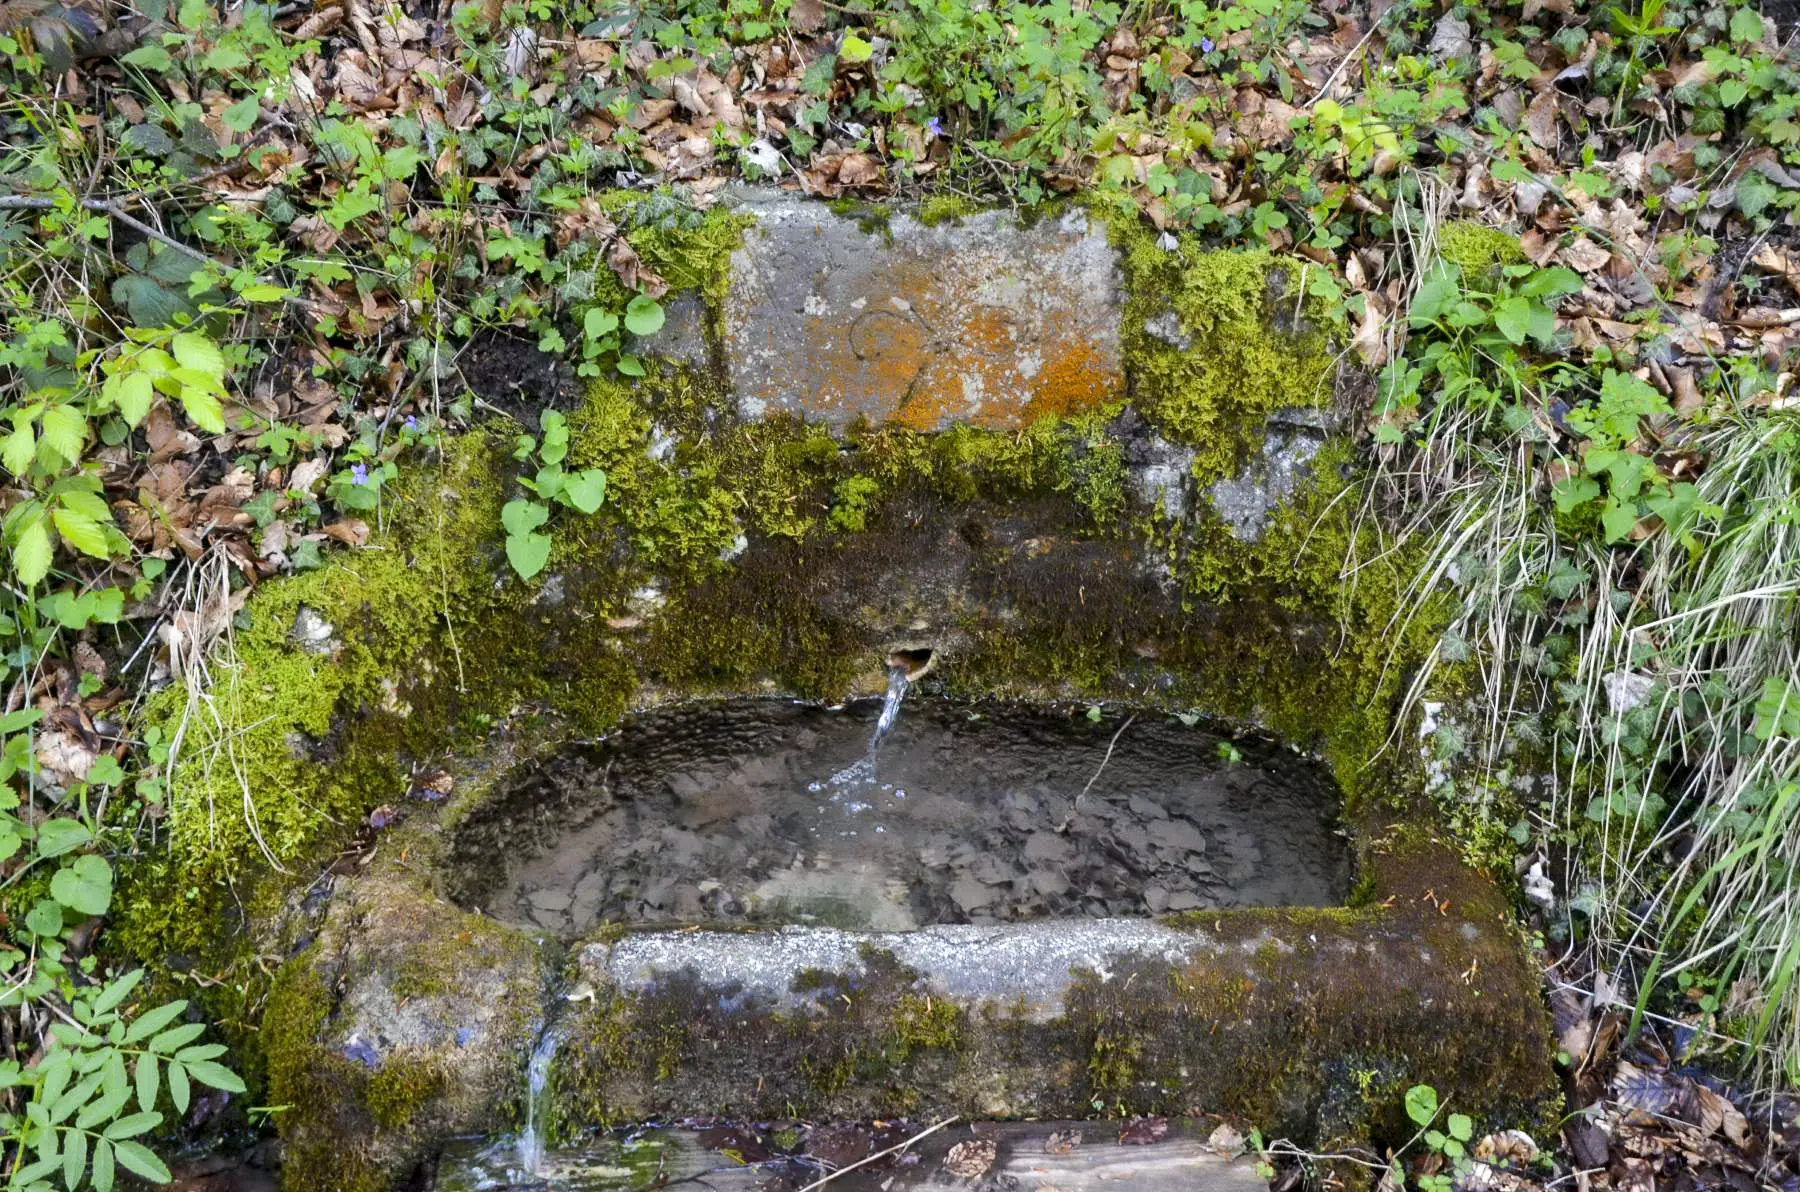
1056,713,1136,833
0,193,314,310
1304,14,1385,108
793,1116,959,1192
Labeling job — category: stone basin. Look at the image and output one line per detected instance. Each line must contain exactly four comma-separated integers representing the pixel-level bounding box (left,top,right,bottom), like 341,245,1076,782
445,698,1352,936
205,189,1557,1192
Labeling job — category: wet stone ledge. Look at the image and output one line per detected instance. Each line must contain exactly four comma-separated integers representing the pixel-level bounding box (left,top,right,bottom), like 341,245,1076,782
551,834,1555,1140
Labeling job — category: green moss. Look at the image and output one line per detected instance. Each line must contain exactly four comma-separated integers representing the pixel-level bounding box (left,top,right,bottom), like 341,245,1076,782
366,1056,450,1130
1437,220,1525,279
915,194,982,226
828,474,883,532
1100,204,1338,485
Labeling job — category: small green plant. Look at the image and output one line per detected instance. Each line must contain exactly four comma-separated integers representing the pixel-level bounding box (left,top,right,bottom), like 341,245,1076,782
0,968,243,1190
1400,1084,1473,1192
503,409,608,579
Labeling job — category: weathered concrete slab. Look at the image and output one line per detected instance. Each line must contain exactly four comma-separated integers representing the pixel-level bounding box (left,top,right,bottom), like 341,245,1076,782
722,195,1124,430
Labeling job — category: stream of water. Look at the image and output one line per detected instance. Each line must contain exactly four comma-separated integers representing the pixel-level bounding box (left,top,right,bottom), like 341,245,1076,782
515,1013,567,1177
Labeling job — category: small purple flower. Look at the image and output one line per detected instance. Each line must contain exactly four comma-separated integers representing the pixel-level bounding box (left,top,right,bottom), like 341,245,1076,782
403,415,418,432
926,116,943,140
350,462,369,485
342,1039,380,1068
1200,36,1215,54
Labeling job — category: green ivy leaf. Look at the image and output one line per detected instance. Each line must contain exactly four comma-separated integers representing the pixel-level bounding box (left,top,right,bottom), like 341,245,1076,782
505,531,552,579
50,854,114,917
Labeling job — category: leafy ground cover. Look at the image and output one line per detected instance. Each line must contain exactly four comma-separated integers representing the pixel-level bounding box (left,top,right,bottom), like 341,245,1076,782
4,0,1800,1184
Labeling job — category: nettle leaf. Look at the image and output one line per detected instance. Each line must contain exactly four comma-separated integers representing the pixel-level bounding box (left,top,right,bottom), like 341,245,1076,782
500,498,549,537
121,122,174,156
109,273,191,327
3,413,35,475
52,505,111,559
38,403,87,467
12,514,53,585
103,372,155,426
171,332,224,379
1447,1112,1473,1142
506,532,553,579
179,386,226,434
50,854,114,917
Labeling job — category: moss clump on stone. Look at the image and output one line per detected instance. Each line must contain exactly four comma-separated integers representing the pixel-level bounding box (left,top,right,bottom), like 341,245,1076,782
1101,205,1337,485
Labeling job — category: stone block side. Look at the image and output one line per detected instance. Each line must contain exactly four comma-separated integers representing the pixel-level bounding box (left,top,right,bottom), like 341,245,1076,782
553,834,1554,1146
262,873,547,1192
723,198,1124,430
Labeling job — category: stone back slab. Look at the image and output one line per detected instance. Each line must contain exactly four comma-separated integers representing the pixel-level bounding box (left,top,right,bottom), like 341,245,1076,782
714,195,1123,430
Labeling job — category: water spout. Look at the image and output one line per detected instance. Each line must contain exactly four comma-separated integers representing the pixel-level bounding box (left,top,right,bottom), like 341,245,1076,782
870,664,910,753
